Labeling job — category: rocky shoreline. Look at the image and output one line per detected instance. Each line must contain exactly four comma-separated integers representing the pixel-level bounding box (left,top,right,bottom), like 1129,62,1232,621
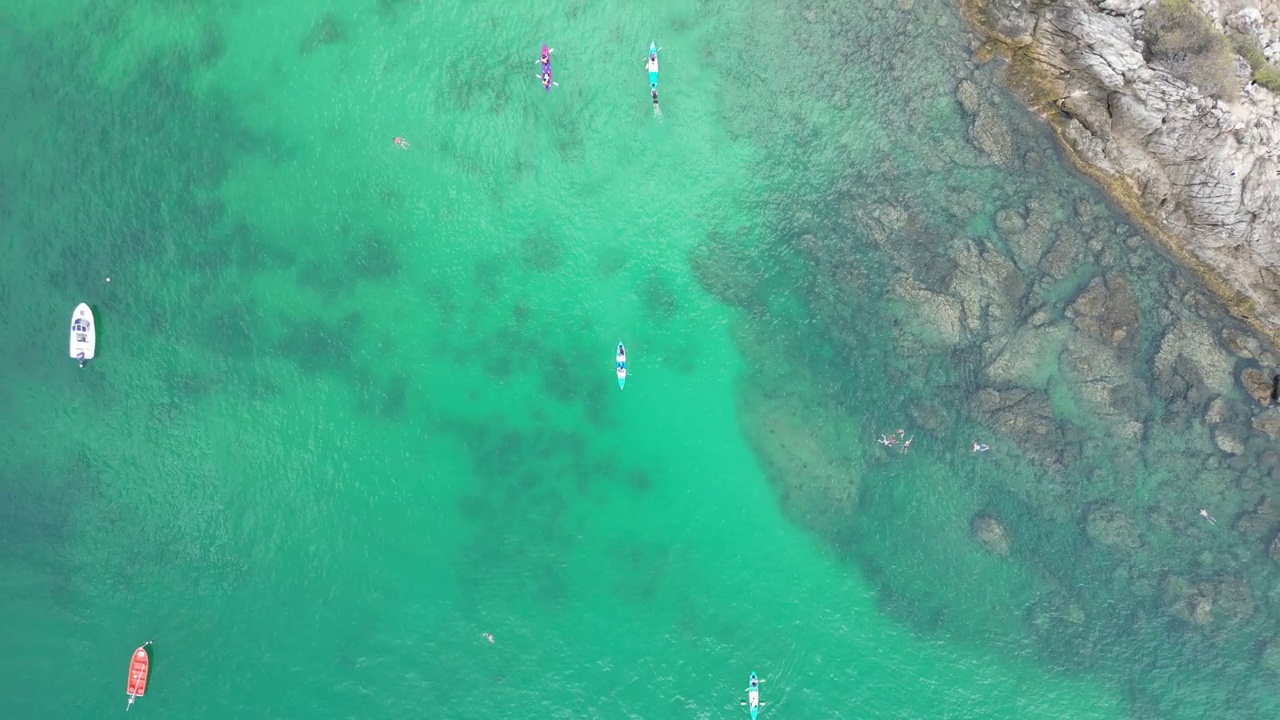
685,2,1280,710
958,0,1280,348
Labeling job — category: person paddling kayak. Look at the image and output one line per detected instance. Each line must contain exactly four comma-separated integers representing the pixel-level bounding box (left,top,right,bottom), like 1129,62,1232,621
616,342,627,389
646,43,661,112
537,44,558,90
741,673,766,719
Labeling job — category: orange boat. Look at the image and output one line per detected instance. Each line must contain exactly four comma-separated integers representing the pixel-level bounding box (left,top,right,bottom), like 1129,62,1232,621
125,642,151,711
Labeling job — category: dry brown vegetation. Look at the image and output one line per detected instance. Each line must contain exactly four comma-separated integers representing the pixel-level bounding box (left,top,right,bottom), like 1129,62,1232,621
1144,0,1239,99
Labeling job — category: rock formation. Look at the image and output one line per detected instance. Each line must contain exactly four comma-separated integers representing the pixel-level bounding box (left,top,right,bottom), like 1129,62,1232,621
972,513,1013,556
1240,366,1276,405
960,0,1280,348
1085,503,1145,549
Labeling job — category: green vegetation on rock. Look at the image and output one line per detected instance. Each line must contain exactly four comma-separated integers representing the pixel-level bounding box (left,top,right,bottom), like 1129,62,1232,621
1229,31,1280,91
1144,0,1238,99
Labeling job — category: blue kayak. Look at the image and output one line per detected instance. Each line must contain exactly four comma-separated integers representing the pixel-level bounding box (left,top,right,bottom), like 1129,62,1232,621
647,42,660,112
616,343,627,389
647,42,659,90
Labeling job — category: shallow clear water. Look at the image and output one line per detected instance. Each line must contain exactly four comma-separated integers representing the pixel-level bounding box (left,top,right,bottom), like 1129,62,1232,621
2,0,1276,718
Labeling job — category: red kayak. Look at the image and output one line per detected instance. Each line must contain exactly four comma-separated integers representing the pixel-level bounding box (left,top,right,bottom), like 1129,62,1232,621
126,642,151,711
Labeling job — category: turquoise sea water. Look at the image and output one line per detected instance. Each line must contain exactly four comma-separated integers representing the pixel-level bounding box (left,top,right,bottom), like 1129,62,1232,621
3,0,1278,718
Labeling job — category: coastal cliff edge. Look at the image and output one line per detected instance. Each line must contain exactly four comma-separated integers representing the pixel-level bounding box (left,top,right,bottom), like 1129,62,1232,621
958,0,1280,347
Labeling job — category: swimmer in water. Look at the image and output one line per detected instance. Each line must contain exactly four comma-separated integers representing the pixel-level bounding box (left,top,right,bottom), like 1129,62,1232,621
972,442,989,453
482,632,495,643
1199,509,1216,525
394,137,409,150
902,436,913,453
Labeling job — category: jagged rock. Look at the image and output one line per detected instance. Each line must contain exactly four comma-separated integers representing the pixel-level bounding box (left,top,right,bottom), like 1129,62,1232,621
1221,325,1263,359
1059,274,1148,426
1085,504,1143,550
971,386,1080,477
1214,427,1246,455
1115,419,1145,441
1186,593,1214,626
1262,451,1280,473
1254,408,1280,438
985,322,1069,387
994,207,1025,234
1062,331,1147,428
956,79,981,115
972,386,1052,437
1231,495,1276,540
1153,315,1236,400
970,109,1015,165
1105,91,1164,141
950,195,991,232
1038,232,1084,280
1213,576,1256,625
850,203,927,267
1004,200,1055,271
1060,92,1112,139
1161,575,1215,626
1161,574,1256,627
1099,0,1146,16
1241,367,1275,406
1067,274,1140,356
893,274,966,348
1204,396,1228,425
971,514,1011,556
981,0,1037,44
1074,199,1097,222
949,239,1025,336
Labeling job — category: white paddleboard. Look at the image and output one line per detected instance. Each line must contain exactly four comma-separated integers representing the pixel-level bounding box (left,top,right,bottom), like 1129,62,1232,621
69,303,95,365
